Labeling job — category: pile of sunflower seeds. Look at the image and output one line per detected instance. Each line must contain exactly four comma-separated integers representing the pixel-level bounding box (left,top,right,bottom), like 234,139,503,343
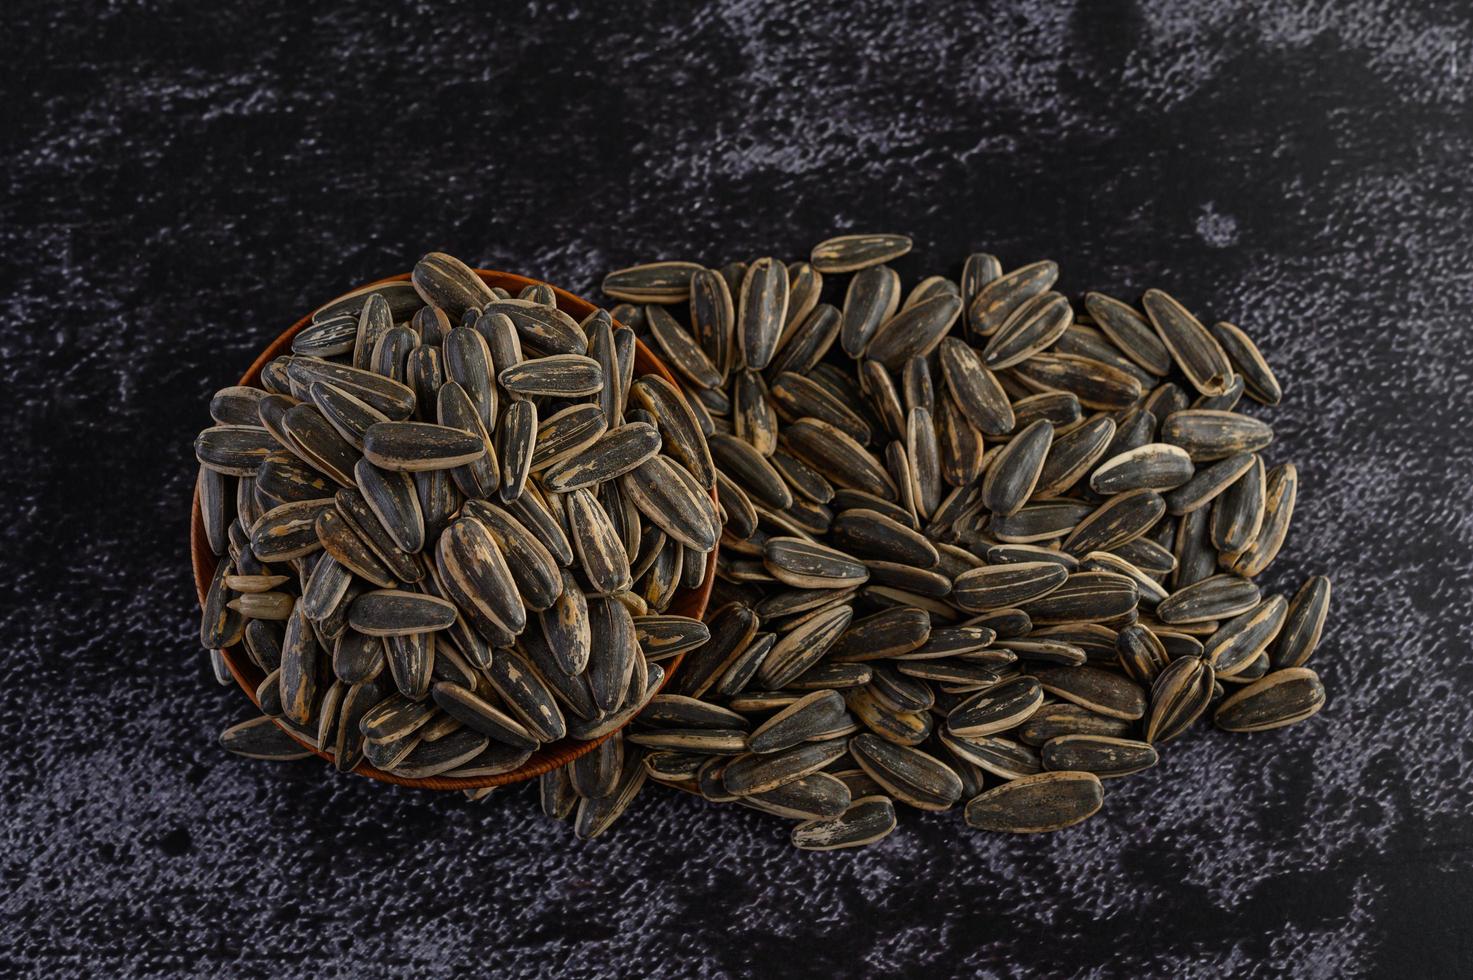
197,252,715,811
198,238,1332,850
532,234,1329,848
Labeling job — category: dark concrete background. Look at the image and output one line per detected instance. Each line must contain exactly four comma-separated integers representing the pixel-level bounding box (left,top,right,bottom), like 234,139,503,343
4,1,1472,976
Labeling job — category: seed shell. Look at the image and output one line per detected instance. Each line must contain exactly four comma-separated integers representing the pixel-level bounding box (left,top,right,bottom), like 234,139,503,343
963,771,1104,833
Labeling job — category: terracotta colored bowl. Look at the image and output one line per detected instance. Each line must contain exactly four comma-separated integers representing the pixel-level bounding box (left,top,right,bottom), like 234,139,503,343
190,269,717,789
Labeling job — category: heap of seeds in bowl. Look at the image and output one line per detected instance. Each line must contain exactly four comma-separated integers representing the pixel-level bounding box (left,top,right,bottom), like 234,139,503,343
196,253,717,828
536,234,1328,848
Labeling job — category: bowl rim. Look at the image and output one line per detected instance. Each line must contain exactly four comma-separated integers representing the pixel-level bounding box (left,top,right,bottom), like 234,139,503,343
190,268,716,789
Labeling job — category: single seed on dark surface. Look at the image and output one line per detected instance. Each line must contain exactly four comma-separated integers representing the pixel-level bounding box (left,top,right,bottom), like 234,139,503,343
602,261,704,303
1211,321,1283,405
963,771,1104,833
810,233,913,273
1214,667,1326,732
1272,576,1331,669
1041,735,1158,779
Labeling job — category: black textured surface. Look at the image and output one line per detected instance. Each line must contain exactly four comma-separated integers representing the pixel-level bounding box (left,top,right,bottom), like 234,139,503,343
5,1,1473,977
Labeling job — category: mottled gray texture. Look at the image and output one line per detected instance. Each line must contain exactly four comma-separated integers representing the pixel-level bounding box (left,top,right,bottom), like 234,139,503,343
3,0,1472,977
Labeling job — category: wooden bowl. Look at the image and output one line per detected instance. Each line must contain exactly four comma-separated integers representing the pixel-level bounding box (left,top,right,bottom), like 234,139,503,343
190,269,716,789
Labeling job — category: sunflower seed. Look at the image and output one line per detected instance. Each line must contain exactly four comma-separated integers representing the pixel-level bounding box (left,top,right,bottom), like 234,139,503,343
552,491,627,598
783,418,897,501
850,734,962,811
1083,292,1171,375
354,459,424,554
627,728,748,755
811,233,912,273
975,420,1051,517
1017,703,1133,747
764,537,868,590
573,749,649,840
293,315,359,358
1016,571,1139,625
529,404,607,473
829,509,939,568
286,359,416,420
1210,321,1282,405
1090,443,1194,495
621,455,719,552
731,369,778,455
480,648,567,743
1271,576,1331,669
1228,463,1297,577
484,300,587,356
491,400,535,503
538,423,660,493
835,263,902,358
673,603,758,699
790,795,898,850
540,765,578,819
1203,594,1287,676
768,303,840,380
951,562,1065,614
360,421,484,473
1115,624,1171,685
1033,666,1146,721
629,374,717,490
1041,735,1157,778
688,267,735,376
1157,573,1260,625
1138,289,1235,396
1012,352,1143,410
438,324,497,433
1062,489,1166,557
960,253,1003,318
825,607,930,665
738,257,789,372
1162,451,1255,515
947,677,1044,737
1160,409,1273,462
250,499,334,562
412,305,452,346
435,516,525,643
768,372,871,444
569,736,626,799
602,261,704,303
410,252,495,319
1210,454,1265,554
845,686,934,744
969,261,1058,338
334,489,422,583
195,425,284,477
723,737,848,796
310,381,390,453
965,770,1104,833
332,628,385,685
220,716,314,761
1029,416,1113,499
277,605,319,725
1214,667,1325,732
347,589,456,637
939,733,1040,780
866,292,963,370
983,291,1072,370
493,354,601,400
